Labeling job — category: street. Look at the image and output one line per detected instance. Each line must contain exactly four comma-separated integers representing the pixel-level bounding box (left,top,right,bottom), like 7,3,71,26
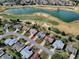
0,32,54,55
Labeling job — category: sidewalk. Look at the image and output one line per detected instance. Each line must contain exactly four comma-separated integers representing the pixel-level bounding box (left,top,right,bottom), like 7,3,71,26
48,48,56,59
38,40,46,54
69,54,75,59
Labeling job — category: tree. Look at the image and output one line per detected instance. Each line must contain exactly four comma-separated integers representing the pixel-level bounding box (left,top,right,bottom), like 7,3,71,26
0,19,2,26
68,36,73,42
52,28,61,34
51,53,63,59
48,27,51,30
71,0,79,6
30,1,36,5
13,56,16,59
76,35,79,40
22,3,26,6
3,20,8,24
61,31,66,36
62,38,68,44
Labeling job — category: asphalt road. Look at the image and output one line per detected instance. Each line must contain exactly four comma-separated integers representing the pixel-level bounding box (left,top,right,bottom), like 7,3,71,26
0,32,54,55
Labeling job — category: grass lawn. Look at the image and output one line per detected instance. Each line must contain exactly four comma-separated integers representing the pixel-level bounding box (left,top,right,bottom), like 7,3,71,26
31,46,39,52
0,14,59,25
57,50,69,59
4,46,22,59
0,26,3,34
8,27,16,32
76,53,79,59
17,30,23,34
19,38,27,44
24,32,30,37
36,38,43,44
4,35,17,39
40,51,48,59
0,26,4,34
44,41,51,49
74,40,79,50
0,26,3,31
51,53,63,59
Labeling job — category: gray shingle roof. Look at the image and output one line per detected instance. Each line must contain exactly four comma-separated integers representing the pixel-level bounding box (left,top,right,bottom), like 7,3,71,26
0,48,4,57
12,42,25,52
66,45,77,55
0,54,13,59
52,40,65,49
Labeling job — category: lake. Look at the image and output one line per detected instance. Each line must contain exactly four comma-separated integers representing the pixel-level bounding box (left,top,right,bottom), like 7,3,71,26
2,8,79,22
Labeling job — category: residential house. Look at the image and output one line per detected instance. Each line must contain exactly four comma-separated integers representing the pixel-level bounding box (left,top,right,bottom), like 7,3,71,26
45,35,55,43
3,2,16,6
0,54,13,59
0,48,4,57
52,40,65,49
14,25,21,29
20,0,30,4
4,39,11,45
4,38,18,46
12,42,25,52
20,46,33,59
66,45,78,56
29,29,38,35
4,24,10,30
39,0,48,5
36,32,46,39
3,23,10,33
22,25,30,31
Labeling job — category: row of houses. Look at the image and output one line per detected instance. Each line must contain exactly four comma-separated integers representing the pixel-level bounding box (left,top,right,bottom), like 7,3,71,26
45,35,78,59
0,0,75,6
47,0,75,5
0,48,13,59
3,37,40,59
29,28,78,59
3,23,78,59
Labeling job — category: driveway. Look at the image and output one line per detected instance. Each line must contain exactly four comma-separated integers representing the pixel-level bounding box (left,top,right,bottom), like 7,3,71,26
0,32,54,55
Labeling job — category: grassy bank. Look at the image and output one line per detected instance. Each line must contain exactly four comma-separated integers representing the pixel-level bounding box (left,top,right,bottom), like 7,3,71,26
0,5,79,35
0,14,59,25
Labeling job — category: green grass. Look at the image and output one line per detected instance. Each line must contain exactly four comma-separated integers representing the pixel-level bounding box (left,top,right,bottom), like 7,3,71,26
24,32,30,37
19,38,26,44
4,46,22,59
51,53,63,59
44,41,51,49
57,50,69,59
0,26,4,34
17,31,23,34
40,51,48,59
4,35,17,39
8,27,16,32
0,26,3,31
36,38,43,44
76,54,79,59
31,46,39,52
74,41,79,50
0,14,59,25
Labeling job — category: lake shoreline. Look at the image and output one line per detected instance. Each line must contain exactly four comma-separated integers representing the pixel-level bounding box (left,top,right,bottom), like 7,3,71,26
0,5,79,13
0,11,79,35
2,7,79,22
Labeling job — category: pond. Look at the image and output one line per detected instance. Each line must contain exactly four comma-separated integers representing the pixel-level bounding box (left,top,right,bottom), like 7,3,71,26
2,8,79,22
